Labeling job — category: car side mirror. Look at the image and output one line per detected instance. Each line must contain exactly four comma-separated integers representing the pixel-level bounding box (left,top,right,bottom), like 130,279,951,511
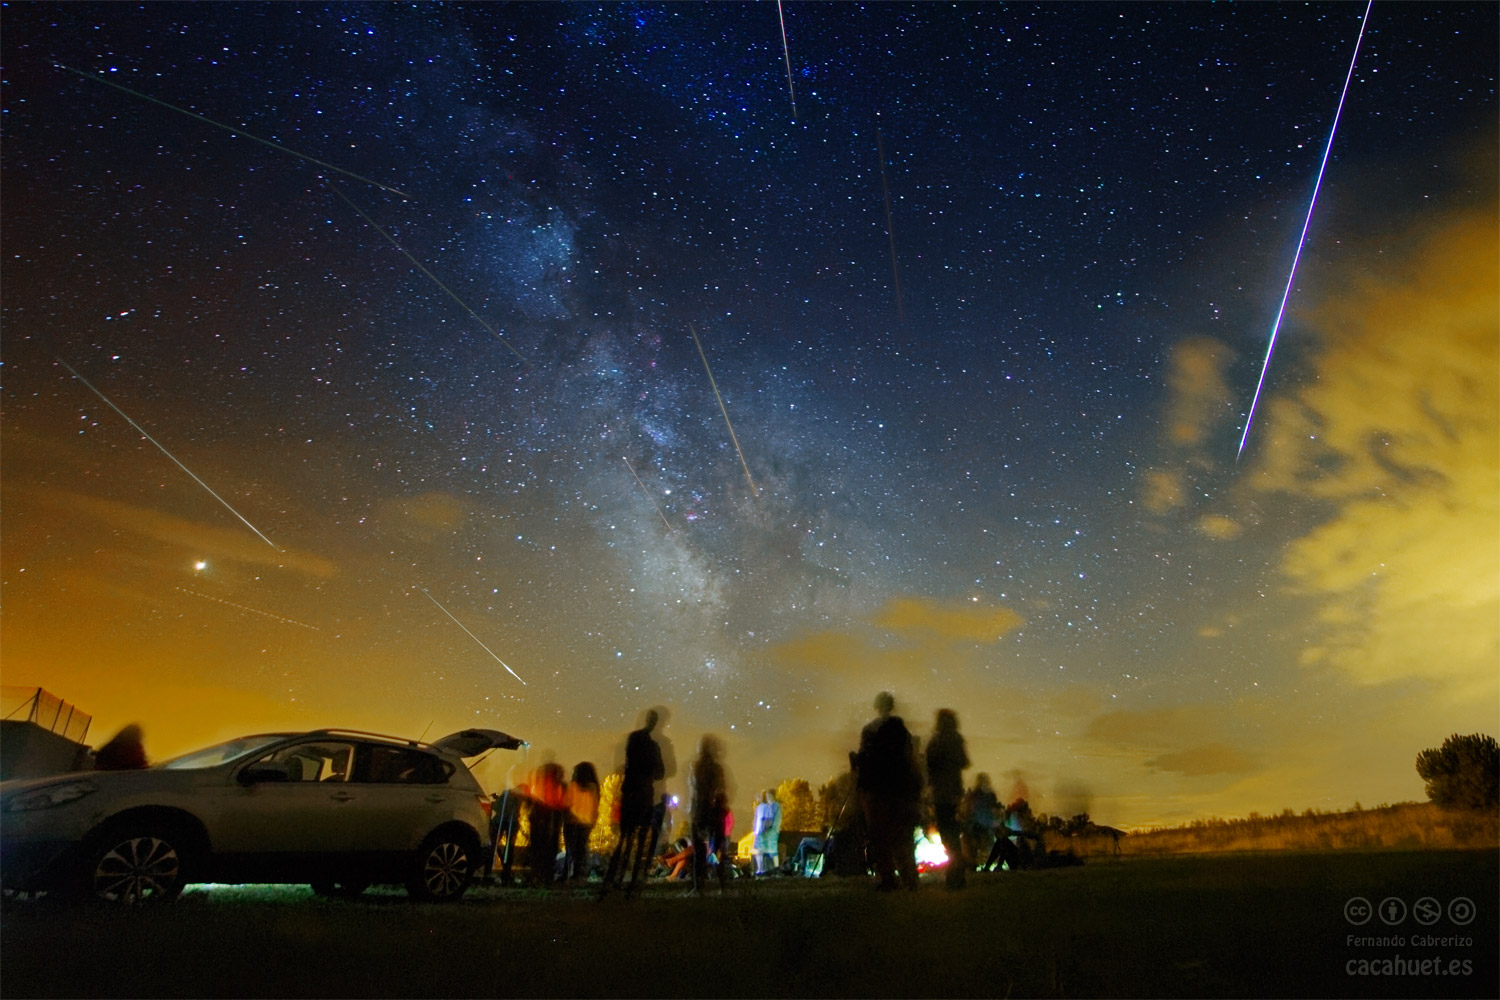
238,763,292,785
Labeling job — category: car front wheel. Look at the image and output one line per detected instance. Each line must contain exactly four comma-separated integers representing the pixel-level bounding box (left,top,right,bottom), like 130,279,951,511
405,831,476,902
86,829,188,904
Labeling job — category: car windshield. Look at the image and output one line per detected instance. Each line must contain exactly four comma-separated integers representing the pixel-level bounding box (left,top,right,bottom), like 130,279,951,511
157,735,290,770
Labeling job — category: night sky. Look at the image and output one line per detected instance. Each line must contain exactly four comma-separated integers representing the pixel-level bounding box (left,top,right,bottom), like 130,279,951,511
3,2,1495,829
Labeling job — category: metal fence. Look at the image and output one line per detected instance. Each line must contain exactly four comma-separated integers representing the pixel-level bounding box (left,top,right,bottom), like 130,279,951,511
0,686,92,743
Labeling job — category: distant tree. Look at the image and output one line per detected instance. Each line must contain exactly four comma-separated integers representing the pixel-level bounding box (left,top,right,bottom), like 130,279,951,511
1416,733,1500,809
775,778,819,832
817,771,856,829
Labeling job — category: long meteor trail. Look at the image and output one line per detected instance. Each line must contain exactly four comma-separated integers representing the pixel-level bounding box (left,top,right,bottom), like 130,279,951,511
58,357,281,550
622,456,675,532
325,181,529,368
1236,0,1373,459
689,323,760,497
777,0,798,119
56,63,410,200
419,587,527,686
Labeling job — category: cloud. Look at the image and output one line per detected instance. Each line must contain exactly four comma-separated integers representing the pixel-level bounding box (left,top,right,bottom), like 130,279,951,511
1250,204,1500,689
41,488,337,578
1146,743,1257,777
869,596,1024,643
1195,513,1242,540
1164,336,1236,449
1141,337,1238,517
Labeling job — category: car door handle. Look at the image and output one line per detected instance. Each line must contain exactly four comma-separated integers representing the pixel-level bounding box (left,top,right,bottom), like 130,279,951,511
424,794,447,803
329,791,356,802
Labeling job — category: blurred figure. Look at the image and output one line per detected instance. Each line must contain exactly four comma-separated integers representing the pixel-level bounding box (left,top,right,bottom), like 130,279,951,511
924,709,970,889
963,772,1000,870
985,797,1040,871
852,691,923,891
93,724,148,771
688,734,732,893
662,837,694,880
486,786,524,885
601,708,667,897
526,762,567,886
564,762,600,882
752,789,782,875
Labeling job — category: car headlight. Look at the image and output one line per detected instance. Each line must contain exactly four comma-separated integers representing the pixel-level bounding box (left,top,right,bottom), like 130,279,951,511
3,780,98,812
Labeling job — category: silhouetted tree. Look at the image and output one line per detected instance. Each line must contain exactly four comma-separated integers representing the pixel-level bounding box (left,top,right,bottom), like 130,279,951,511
1415,733,1499,809
818,771,856,829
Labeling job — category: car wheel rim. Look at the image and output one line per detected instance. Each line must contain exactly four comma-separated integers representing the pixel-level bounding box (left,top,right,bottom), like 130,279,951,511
421,842,469,898
94,836,180,904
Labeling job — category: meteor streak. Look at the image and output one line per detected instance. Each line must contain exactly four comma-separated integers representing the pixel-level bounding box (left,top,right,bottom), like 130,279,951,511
622,456,675,532
1236,0,1373,459
689,324,759,497
776,0,798,119
325,181,528,368
58,357,281,550
55,63,410,200
175,587,319,631
419,587,527,686
876,121,906,323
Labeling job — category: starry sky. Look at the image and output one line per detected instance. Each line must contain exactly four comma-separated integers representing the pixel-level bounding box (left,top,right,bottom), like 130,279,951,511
3,2,1496,829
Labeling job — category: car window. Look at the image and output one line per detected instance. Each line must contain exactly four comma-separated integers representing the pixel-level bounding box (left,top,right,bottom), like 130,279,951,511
253,741,354,782
350,744,451,785
159,735,289,770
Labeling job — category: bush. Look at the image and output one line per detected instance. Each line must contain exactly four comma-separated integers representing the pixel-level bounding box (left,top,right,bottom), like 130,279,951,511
1415,733,1499,810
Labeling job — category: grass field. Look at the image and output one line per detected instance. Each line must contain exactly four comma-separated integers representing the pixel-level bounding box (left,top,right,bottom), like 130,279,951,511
3,849,1496,998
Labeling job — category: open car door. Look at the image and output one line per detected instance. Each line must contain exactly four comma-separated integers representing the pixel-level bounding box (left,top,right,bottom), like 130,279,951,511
431,728,526,757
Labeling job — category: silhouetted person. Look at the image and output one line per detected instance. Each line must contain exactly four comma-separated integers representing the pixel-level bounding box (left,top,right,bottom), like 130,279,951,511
853,691,923,891
602,708,666,897
925,708,970,889
93,724,148,770
527,762,567,886
564,762,600,882
688,734,731,893
486,787,524,885
963,772,1000,869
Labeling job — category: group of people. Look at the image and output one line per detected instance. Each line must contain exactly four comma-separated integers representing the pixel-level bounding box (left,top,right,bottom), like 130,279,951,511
493,692,1034,895
488,761,601,887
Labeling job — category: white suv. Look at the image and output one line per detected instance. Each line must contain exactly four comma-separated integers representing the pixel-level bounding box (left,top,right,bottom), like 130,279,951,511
0,727,523,903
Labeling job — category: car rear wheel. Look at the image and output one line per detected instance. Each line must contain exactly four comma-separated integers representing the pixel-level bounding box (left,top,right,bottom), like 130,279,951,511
85,828,188,904
405,831,477,902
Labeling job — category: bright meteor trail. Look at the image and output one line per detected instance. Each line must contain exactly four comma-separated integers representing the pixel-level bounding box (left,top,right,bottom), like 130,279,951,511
58,357,281,550
1236,0,1373,459
690,323,759,497
55,63,410,200
419,587,527,686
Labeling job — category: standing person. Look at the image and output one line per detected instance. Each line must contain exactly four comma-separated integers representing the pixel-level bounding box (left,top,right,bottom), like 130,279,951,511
526,762,567,886
852,691,923,891
601,708,666,897
963,772,1000,871
93,724,148,770
564,762,601,883
752,790,783,875
688,734,732,893
924,709,971,889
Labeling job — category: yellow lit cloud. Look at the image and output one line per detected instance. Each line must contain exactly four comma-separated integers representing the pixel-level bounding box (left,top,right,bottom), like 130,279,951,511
1164,336,1235,448
1146,743,1257,777
870,596,1024,642
1252,204,1499,690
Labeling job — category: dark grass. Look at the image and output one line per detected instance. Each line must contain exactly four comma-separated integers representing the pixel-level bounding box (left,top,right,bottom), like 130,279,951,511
3,850,1496,998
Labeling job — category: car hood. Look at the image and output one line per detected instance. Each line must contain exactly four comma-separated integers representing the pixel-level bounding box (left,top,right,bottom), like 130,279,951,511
431,728,527,757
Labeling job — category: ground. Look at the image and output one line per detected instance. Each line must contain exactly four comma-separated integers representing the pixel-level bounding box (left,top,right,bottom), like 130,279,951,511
2,850,1496,998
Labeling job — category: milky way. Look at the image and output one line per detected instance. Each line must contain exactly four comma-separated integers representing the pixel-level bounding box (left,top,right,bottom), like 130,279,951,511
3,3,1495,826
